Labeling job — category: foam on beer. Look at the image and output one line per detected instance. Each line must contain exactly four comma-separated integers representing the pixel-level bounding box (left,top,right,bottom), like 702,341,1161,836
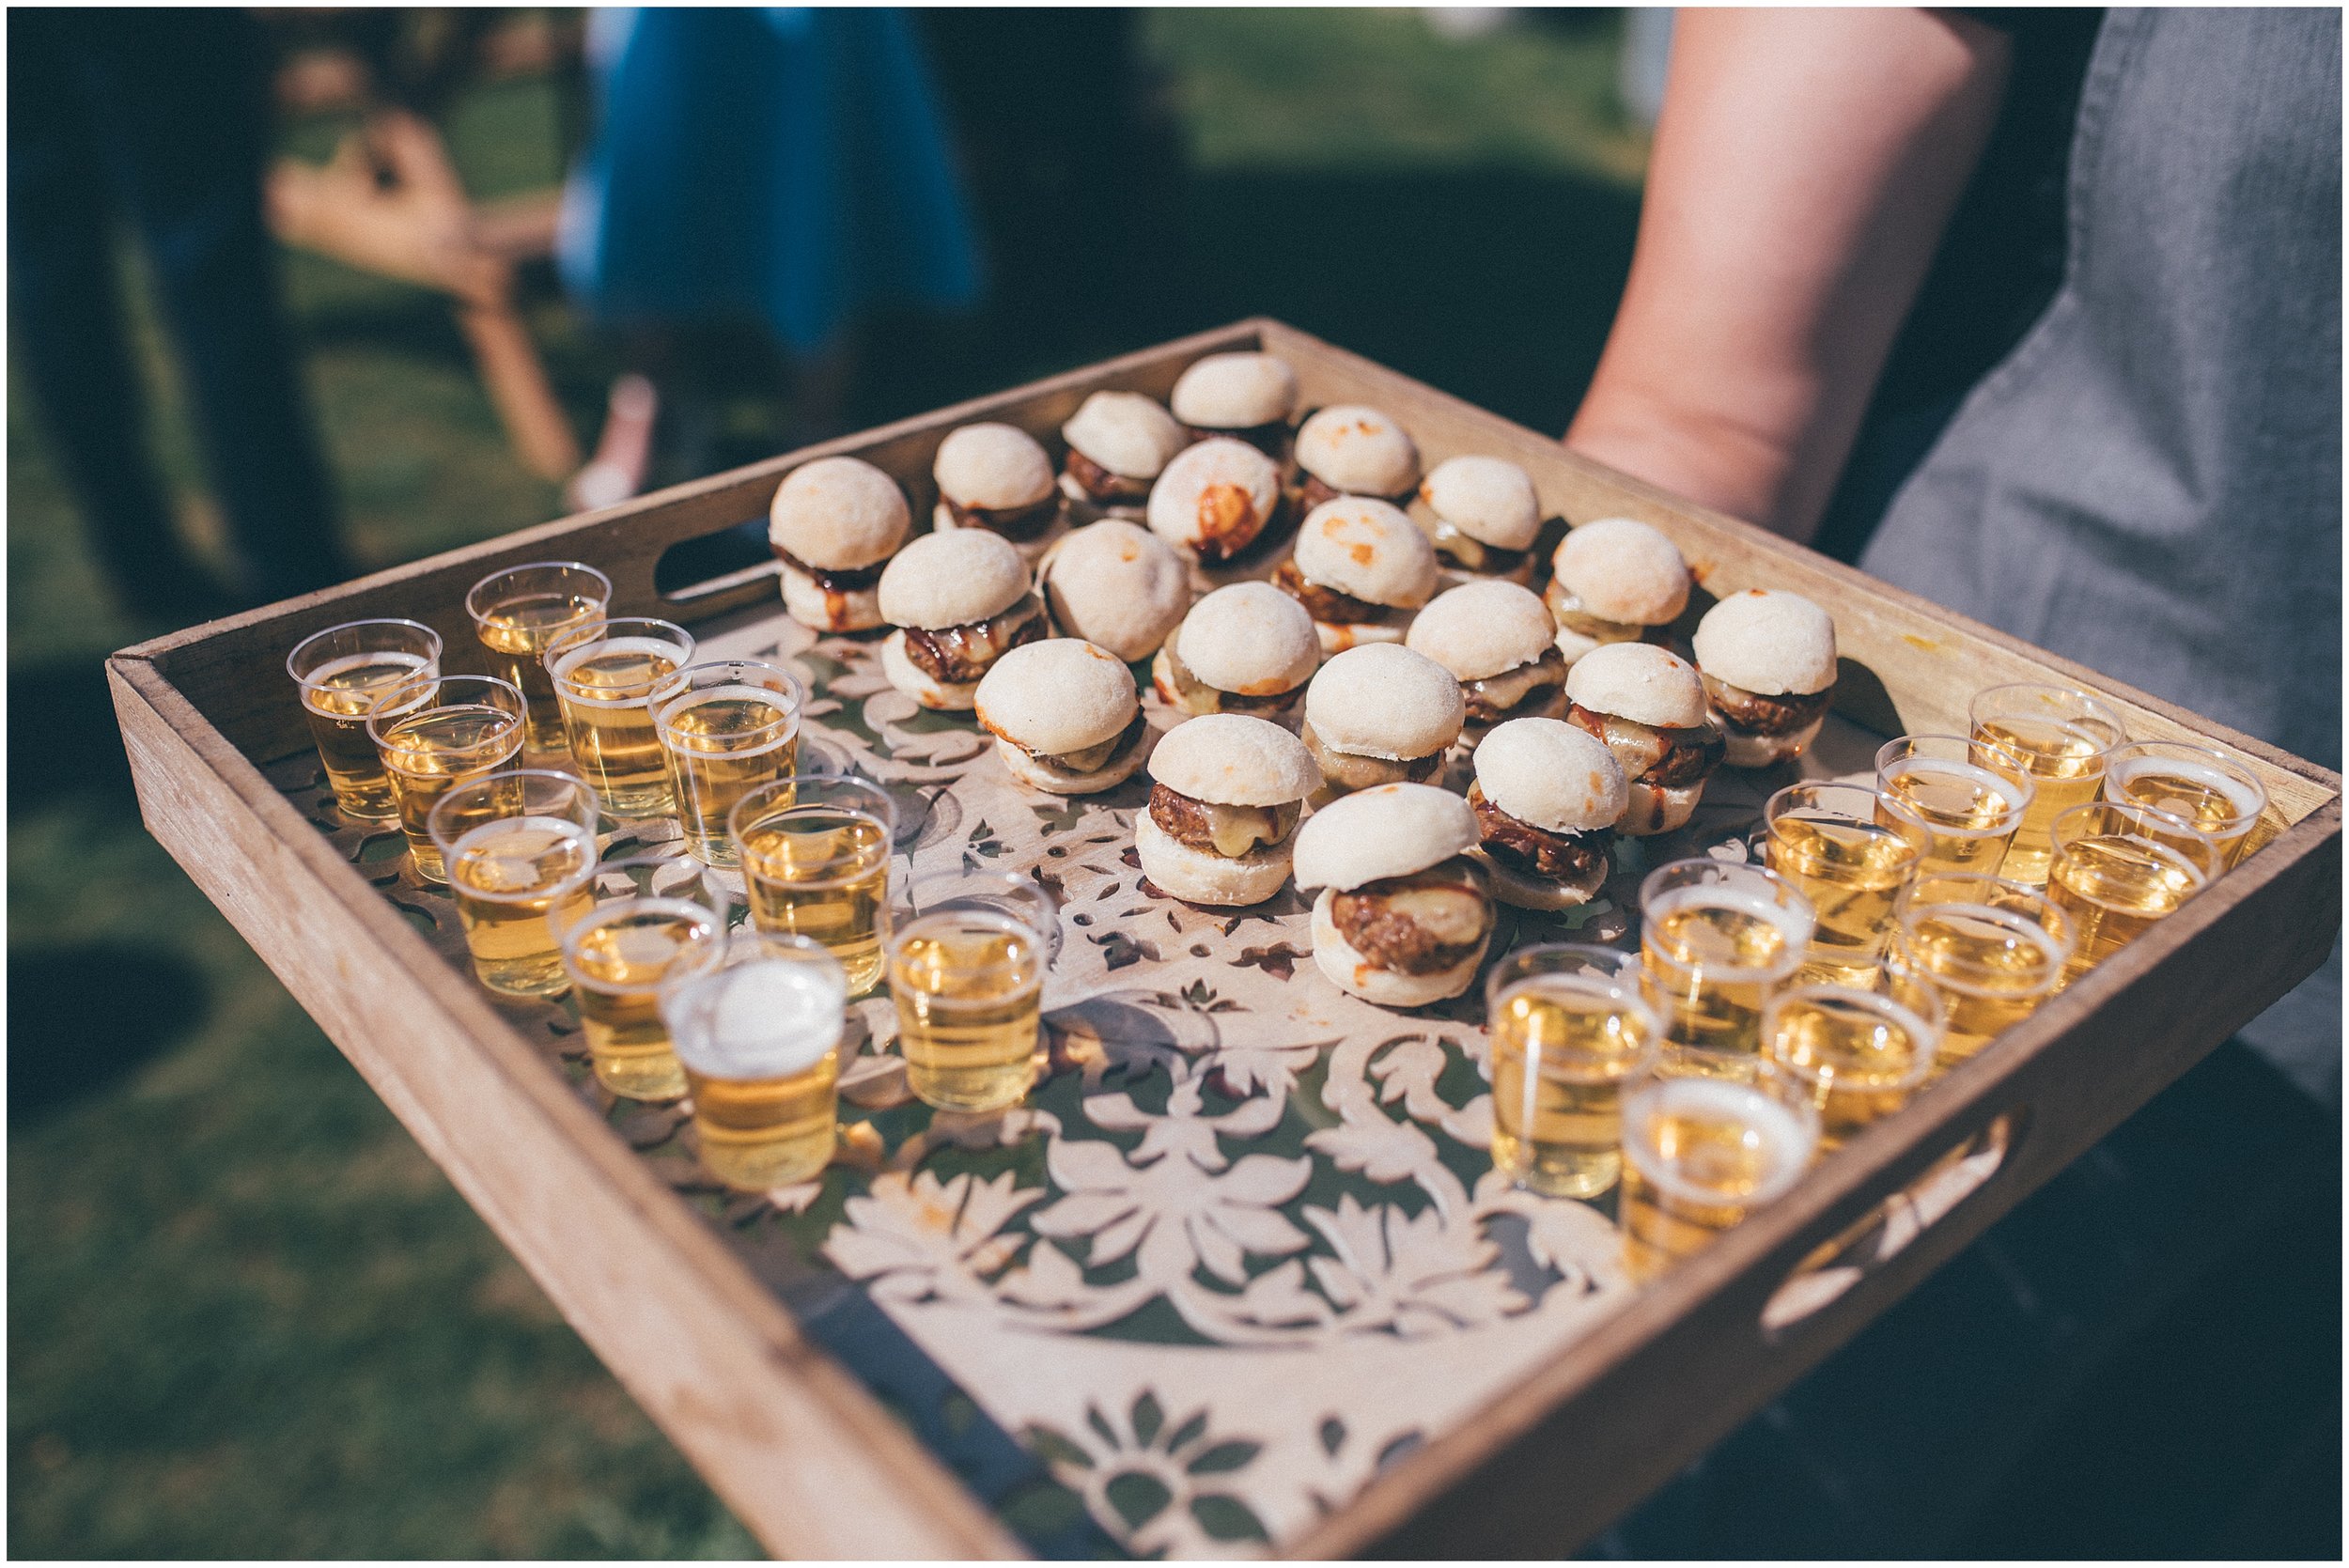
667,956,845,1080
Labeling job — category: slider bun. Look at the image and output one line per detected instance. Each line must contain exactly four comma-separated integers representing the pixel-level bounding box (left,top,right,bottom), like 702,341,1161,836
1296,405,1420,496
1419,456,1541,550
1171,351,1299,429
768,456,910,570
1136,813,1293,906
1147,438,1283,554
995,723,1147,795
974,639,1139,755
1174,582,1320,697
880,629,979,711
878,529,1028,629
1038,520,1192,661
1563,643,1708,729
1405,579,1556,680
1293,783,1479,892
1305,644,1464,761
1551,518,1692,625
1691,588,1839,696
1062,392,1187,479
934,423,1056,509
780,564,886,632
1619,778,1705,837
1147,711,1320,806
1481,851,1610,911
1295,497,1440,609
1310,890,1486,1005
1474,718,1628,833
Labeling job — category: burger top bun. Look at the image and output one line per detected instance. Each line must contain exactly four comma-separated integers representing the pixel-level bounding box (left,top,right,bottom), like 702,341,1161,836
1419,456,1541,551
975,639,1138,755
1294,497,1440,609
1296,405,1421,496
1563,642,1710,730
1170,351,1299,429
1691,588,1839,696
1062,392,1187,480
1475,718,1628,834
768,456,910,570
1405,579,1556,681
1306,644,1465,760
1148,712,1320,806
1174,582,1321,696
934,423,1057,510
1039,520,1190,661
1147,438,1283,553
878,529,1030,629
1551,517,1692,625
1293,783,1479,892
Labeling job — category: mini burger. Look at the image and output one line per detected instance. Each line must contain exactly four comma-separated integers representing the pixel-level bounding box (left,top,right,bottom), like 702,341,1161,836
768,456,910,632
1294,405,1421,513
1037,520,1191,662
1276,496,1440,653
1544,517,1692,666
1690,588,1840,767
1169,351,1299,458
1417,455,1543,582
1300,644,1464,800
1292,784,1494,1007
1059,392,1188,520
1405,579,1567,727
1136,713,1320,907
1470,718,1627,908
877,529,1048,711
1562,643,1726,835
1147,436,1285,566
1151,582,1320,721
974,639,1148,794
932,423,1064,550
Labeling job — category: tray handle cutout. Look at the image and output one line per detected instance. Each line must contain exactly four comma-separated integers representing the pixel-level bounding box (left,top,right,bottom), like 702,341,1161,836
653,517,782,615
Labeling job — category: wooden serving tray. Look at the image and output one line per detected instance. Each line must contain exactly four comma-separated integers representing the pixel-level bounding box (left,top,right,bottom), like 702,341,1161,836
109,320,2341,1559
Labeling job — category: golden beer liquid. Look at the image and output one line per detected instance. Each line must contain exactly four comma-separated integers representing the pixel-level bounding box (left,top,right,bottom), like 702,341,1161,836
2046,833,2201,980
474,589,604,760
667,956,846,1189
890,911,1044,1113
445,816,597,996
1640,891,1804,1053
1619,1076,1813,1281
1972,717,2109,885
738,809,891,996
1766,814,1920,984
1766,993,1930,1149
686,1058,841,1188
1875,759,2027,877
2108,757,2262,868
658,688,799,866
1488,983,1655,1198
1899,904,2067,1063
551,636,687,817
299,650,435,819
378,706,525,884
566,901,719,1100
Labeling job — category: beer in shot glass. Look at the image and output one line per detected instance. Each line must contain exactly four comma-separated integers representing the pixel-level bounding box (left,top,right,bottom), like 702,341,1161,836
464,561,611,766
1764,780,1928,986
544,616,696,818
1894,873,2076,1064
1637,859,1815,1053
888,871,1056,1115
2044,800,2216,981
1968,683,2127,886
729,775,896,997
1762,957,1942,1150
1618,1047,1819,1282
554,855,726,1101
1486,943,1661,1198
367,674,527,884
428,769,600,997
287,617,443,821
2101,739,2268,869
1874,734,2033,878
650,659,804,867
660,931,848,1189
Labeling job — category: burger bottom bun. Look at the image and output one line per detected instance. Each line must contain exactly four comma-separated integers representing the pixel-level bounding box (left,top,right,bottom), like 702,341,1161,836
1721,716,1825,768
1135,814,1293,907
1309,890,1486,1006
1314,619,1409,657
1056,472,1146,523
1618,779,1705,837
881,629,980,711
1479,849,1610,911
996,727,1148,795
782,565,886,632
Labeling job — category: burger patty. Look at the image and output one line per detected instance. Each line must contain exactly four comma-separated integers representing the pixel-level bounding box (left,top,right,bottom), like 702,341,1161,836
901,596,1048,684
1272,558,1390,624
1566,702,1726,787
945,493,1063,541
1296,473,1414,517
1470,784,1613,882
1065,448,1154,505
771,546,885,592
1703,675,1834,737
1462,646,1567,724
1183,420,1291,459
1148,784,1300,858
1331,861,1493,974
1300,720,1446,792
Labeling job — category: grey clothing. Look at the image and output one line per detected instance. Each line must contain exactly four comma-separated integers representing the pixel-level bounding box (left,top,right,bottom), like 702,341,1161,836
1860,8,2341,1103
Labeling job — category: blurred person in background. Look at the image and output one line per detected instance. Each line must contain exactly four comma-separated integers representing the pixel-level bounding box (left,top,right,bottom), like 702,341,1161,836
9,8,353,621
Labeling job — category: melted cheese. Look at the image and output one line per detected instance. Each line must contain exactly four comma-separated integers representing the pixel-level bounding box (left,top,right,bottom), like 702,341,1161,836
1464,658,1562,713
1200,799,1299,858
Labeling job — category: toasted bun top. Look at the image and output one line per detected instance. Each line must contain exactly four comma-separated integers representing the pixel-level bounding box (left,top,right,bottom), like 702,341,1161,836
1174,582,1321,695
1404,579,1556,680
877,529,1030,629
1146,438,1283,551
1690,588,1839,695
768,456,911,569
1062,392,1187,479
1294,497,1440,609
974,639,1138,753
1550,517,1692,625
1296,405,1420,495
1563,642,1708,728
1475,718,1628,833
1147,712,1319,805
1419,455,1541,549
1293,783,1480,891
1170,352,1299,428
1039,520,1190,658
934,423,1056,509
1305,644,1465,759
